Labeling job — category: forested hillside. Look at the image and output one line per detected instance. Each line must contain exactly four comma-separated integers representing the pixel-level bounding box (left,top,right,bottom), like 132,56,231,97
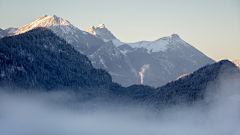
0,27,112,90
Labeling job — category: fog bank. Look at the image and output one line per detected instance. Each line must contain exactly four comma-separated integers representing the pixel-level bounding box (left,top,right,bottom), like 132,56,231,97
0,76,240,135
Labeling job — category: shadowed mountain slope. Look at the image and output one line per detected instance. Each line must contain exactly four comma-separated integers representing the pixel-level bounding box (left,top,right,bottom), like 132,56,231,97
0,27,112,90
143,60,240,108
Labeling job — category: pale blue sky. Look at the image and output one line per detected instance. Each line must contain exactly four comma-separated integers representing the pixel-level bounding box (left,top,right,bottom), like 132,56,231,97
0,0,239,61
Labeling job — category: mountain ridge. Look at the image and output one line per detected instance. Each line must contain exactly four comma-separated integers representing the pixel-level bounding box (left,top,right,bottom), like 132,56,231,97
142,59,240,108
90,31,215,87
13,15,105,55
1,27,239,109
2,15,216,87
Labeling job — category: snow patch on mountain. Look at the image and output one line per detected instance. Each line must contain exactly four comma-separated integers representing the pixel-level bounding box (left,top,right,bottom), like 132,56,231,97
112,39,125,47
119,49,131,56
103,39,109,42
99,56,107,68
128,38,169,53
112,34,188,54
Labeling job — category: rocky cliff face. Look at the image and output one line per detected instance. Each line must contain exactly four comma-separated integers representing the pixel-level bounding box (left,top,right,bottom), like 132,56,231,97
86,24,116,41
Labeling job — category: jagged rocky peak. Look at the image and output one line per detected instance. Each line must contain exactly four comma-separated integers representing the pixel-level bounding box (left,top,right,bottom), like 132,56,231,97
170,34,180,39
87,24,116,41
97,24,105,28
87,26,97,36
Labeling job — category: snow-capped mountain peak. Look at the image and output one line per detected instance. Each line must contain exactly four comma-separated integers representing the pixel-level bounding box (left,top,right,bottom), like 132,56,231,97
39,15,71,26
87,24,116,41
87,26,97,36
13,15,104,55
113,34,188,54
14,15,73,35
118,38,169,53
9,15,216,88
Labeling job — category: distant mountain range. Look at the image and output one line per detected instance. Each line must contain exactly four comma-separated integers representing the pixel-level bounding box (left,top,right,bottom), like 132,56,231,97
1,26,239,108
90,33,215,87
0,15,217,87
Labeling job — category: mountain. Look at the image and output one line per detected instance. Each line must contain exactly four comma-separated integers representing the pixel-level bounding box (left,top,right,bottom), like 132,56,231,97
107,59,240,109
1,28,239,108
143,60,240,108
11,15,215,87
232,59,240,69
90,33,215,87
86,24,116,41
88,41,138,86
14,15,105,55
0,27,112,90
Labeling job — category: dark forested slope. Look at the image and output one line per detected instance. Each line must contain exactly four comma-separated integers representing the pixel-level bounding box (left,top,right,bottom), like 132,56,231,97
0,27,112,90
143,60,240,108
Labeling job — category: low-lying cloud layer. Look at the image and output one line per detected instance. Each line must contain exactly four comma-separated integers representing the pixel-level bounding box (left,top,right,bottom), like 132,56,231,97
0,75,240,135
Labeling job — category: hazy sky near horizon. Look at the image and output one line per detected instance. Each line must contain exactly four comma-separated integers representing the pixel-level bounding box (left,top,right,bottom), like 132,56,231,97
0,0,239,61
